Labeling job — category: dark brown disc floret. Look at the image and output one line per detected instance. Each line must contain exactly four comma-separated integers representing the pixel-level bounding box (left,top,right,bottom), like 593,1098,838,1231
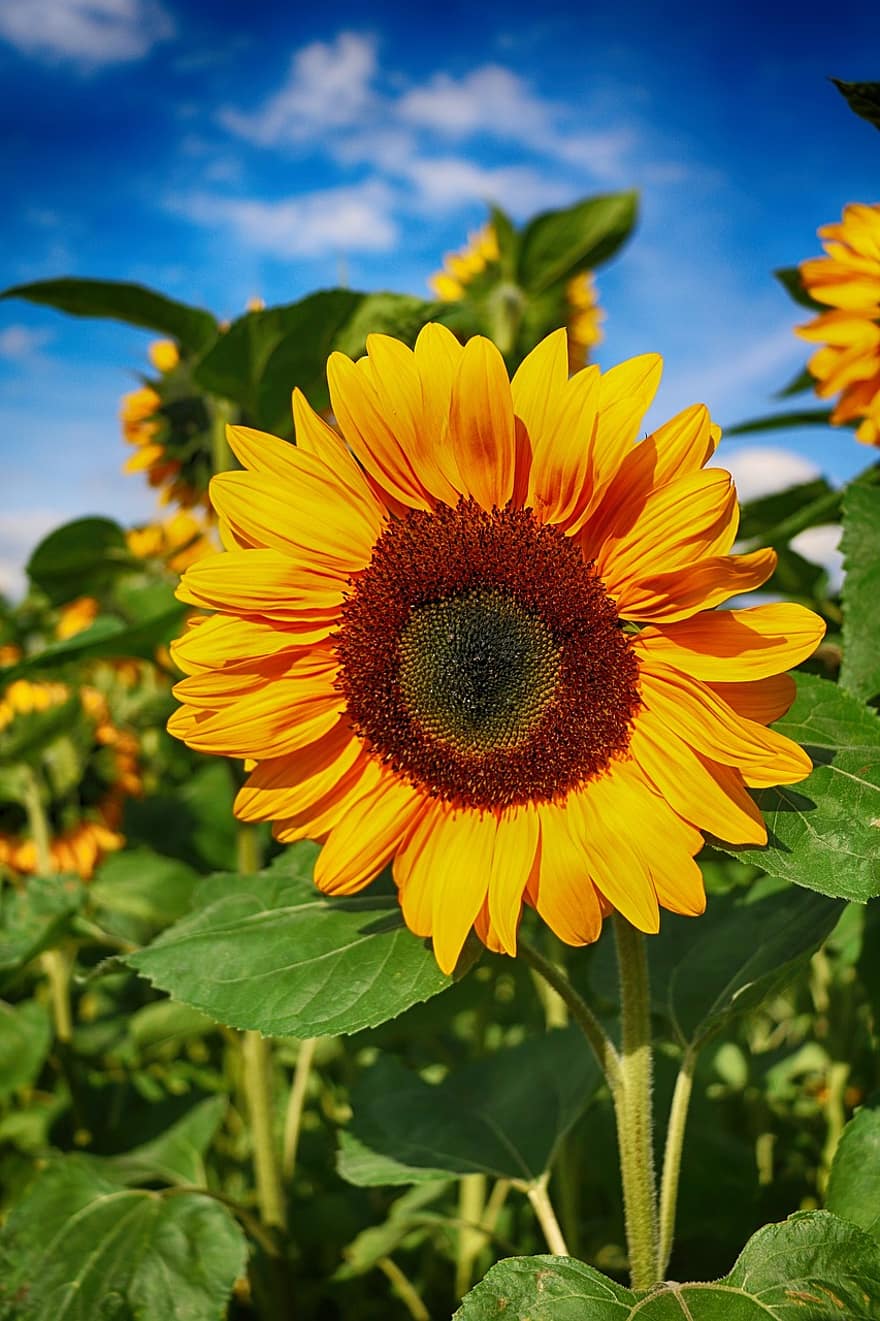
335,499,640,810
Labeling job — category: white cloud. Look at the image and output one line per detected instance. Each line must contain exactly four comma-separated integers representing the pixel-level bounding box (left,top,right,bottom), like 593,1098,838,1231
0,509,66,600
0,0,174,68
219,32,378,146
0,325,53,361
398,65,554,140
399,156,571,215
722,445,821,503
169,181,398,259
791,524,844,593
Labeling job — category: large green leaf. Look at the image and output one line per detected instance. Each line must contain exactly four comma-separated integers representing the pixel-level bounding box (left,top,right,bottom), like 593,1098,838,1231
26,518,135,606
90,848,202,936
0,874,84,978
592,881,842,1049
840,484,880,702
338,1028,599,1186
10,604,187,674
832,79,880,132
0,278,218,352
827,1104,880,1241
725,675,880,902
0,1158,246,1321
517,191,638,293
0,1001,51,1099
455,1211,880,1319
725,407,833,437
737,478,835,545
100,1096,228,1188
127,855,458,1037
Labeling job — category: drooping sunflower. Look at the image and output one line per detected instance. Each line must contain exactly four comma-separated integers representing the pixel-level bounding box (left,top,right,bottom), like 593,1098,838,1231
168,327,824,973
430,225,604,371
0,680,141,879
121,339,214,509
796,202,880,446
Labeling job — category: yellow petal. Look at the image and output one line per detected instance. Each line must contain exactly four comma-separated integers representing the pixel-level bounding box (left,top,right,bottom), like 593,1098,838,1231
617,548,778,623
177,548,346,619
709,674,797,725
447,336,516,510
635,603,825,681
529,802,604,945
313,767,423,896
486,805,539,956
234,725,362,823
569,778,660,933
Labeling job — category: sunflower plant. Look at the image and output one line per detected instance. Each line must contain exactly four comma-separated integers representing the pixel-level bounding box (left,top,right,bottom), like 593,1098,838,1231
0,177,880,1321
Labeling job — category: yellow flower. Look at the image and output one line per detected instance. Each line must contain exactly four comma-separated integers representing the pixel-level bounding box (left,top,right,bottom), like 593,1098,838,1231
168,327,824,974
797,202,880,446
430,224,604,369
0,680,141,880
148,339,180,373
120,383,207,510
56,596,100,640
127,510,216,574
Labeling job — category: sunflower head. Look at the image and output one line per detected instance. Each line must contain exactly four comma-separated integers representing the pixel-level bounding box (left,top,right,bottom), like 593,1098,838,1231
121,343,216,509
0,679,141,879
169,325,824,973
797,202,880,446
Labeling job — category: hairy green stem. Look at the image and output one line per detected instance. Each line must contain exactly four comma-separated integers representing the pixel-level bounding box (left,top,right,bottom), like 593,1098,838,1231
522,1173,569,1256
612,915,659,1290
657,1047,696,1276
241,1030,286,1230
282,1036,318,1182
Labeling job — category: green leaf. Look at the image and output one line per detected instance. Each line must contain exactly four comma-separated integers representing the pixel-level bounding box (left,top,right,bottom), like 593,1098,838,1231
840,484,880,701
11,603,187,673
102,1096,228,1188
90,848,201,933
0,278,218,352
124,761,237,873
489,204,518,279
775,266,827,312
455,1211,880,1319
832,79,880,131
0,1001,51,1099
194,288,363,422
726,675,880,902
0,1158,246,1321
338,1028,599,1186
827,1104,880,1241
518,191,638,293
127,857,458,1037
776,364,818,398
339,1183,451,1276
258,292,438,431
725,407,833,437
737,478,836,547
26,518,134,606
0,874,84,978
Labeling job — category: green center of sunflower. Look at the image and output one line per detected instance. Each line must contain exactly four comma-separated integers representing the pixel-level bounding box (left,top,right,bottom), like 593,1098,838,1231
336,498,640,810
398,589,561,752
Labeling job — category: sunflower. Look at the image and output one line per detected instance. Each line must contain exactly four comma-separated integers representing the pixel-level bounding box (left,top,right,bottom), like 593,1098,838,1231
430,225,604,370
168,327,824,974
121,340,213,509
0,679,141,879
796,202,880,446
126,509,217,575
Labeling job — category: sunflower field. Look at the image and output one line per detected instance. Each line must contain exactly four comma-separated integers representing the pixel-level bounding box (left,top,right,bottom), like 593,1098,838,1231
1,75,880,1321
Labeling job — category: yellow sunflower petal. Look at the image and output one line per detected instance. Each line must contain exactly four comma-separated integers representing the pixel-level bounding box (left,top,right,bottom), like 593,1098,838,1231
177,548,347,619
510,328,570,447
234,725,362,823
447,336,516,510
171,614,320,675
529,802,604,945
617,548,778,623
168,675,342,758
569,778,660,933
635,603,825,681
709,674,797,725
591,353,663,487
486,805,539,956
313,768,424,896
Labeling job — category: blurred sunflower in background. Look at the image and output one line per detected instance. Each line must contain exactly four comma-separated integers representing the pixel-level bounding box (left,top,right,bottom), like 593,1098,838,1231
168,325,824,973
431,223,605,370
797,202,880,445
0,679,141,878
121,338,216,509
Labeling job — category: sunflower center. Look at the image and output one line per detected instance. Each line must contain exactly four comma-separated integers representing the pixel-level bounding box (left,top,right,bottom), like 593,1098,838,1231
398,589,561,752
336,499,640,810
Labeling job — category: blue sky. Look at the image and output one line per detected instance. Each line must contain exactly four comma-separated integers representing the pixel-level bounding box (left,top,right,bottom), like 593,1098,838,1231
1,0,879,594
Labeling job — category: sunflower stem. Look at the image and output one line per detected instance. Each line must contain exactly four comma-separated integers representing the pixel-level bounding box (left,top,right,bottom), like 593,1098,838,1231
518,937,621,1090
523,1173,569,1256
657,1046,696,1276
21,765,74,1045
455,1173,487,1297
209,396,235,476
282,1035,318,1182
612,914,659,1290
376,1256,430,1321
241,1030,287,1231
237,820,262,875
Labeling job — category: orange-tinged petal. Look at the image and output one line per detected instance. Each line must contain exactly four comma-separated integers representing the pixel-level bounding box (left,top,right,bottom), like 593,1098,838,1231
210,467,381,571
635,603,825,681
569,778,660,933
273,754,379,843
234,725,362,823
638,663,812,786
617,548,778,623
510,328,570,448
328,350,433,510
709,674,797,725
529,802,604,945
525,361,600,526
591,354,663,489
447,336,516,510
172,644,337,709
177,548,347,619
169,676,342,758
629,718,767,845
592,468,738,592
486,805,539,956
313,767,423,896
171,614,321,675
